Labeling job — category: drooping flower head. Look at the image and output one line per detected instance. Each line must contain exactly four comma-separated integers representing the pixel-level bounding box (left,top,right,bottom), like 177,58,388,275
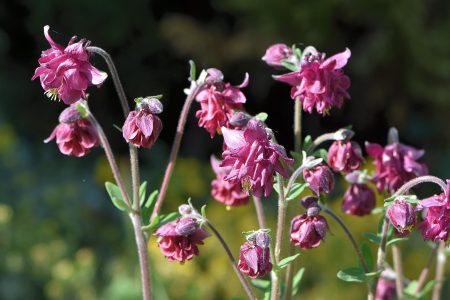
122,97,163,149
416,181,450,242
275,48,351,115
45,104,99,157
32,26,107,105
155,217,209,262
342,183,376,216
221,119,294,197
195,68,248,138
387,199,416,236
238,231,272,278
375,273,396,300
366,141,428,193
262,43,294,68
327,140,363,173
290,197,329,250
303,164,334,195
210,156,249,207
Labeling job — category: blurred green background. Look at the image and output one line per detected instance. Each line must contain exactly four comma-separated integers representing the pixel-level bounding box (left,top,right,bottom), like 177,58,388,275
1,0,450,299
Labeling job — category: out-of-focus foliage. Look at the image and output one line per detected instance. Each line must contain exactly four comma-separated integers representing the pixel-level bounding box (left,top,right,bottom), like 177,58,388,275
1,0,450,299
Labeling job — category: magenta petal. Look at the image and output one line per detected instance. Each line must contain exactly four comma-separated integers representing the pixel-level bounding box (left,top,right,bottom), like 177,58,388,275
87,65,108,85
322,48,351,69
274,72,301,86
222,127,246,149
136,115,154,137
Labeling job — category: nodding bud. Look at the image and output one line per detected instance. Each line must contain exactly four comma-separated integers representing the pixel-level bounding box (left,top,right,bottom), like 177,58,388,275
334,128,354,141
229,111,252,128
175,217,199,236
141,97,163,114
307,206,321,217
205,68,224,84
59,106,83,123
255,231,271,249
301,196,319,209
178,204,193,215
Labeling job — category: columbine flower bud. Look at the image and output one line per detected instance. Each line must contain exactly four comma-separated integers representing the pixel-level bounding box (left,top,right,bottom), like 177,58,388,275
175,217,199,236
290,213,329,250
261,43,293,67
303,164,334,195
387,199,416,236
155,218,209,262
32,25,107,105
122,100,163,149
327,140,363,173
238,232,272,278
275,48,351,115
178,204,192,216
375,274,396,300
229,111,252,128
342,183,376,216
45,104,98,157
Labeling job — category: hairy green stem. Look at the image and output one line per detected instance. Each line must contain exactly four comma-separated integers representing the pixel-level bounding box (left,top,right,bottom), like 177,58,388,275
252,196,267,229
414,245,437,295
392,245,404,299
432,241,446,300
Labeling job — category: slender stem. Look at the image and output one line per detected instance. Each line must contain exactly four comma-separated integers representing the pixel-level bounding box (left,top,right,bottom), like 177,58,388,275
206,221,257,300
130,213,152,300
130,146,140,210
284,244,296,300
88,114,132,209
415,245,437,295
392,245,404,299
151,84,201,221
252,196,267,229
294,99,302,153
321,205,369,272
285,165,306,197
376,217,390,269
271,174,287,300
393,176,447,197
432,241,446,300
87,46,130,117
306,132,336,153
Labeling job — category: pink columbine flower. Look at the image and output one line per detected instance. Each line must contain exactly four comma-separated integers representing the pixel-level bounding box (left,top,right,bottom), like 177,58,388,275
195,68,248,138
387,199,416,236
275,48,351,115
416,181,450,242
303,164,334,195
32,26,107,105
342,183,376,216
238,231,272,278
210,156,249,207
290,197,328,249
221,119,294,197
375,276,396,300
155,217,209,262
366,141,428,193
262,43,293,67
327,140,363,173
45,105,98,157
122,98,163,149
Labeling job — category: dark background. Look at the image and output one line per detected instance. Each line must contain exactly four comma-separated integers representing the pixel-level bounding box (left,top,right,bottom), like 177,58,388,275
1,0,450,299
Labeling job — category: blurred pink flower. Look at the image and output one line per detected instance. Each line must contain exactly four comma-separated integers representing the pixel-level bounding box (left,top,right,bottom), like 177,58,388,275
303,164,334,195
210,156,249,207
45,105,98,157
366,141,428,193
32,25,107,105
290,214,328,250
195,69,248,138
262,43,293,67
375,276,396,300
342,183,376,216
238,232,272,278
327,140,363,173
275,48,351,114
221,119,293,197
155,217,209,262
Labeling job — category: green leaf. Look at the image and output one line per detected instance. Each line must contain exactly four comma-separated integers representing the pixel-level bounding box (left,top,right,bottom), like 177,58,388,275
386,237,408,247
141,190,159,223
201,205,207,218
289,151,303,163
360,243,374,271
337,267,366,283
250,279,270,291
363,232,382,245
313,148,328,161
255,112,268,122
292,267,305,296
159,212,181,227
303,135,312,152
139,181,148,207
417,280,435,298
105,182,128,211
371,207,385,215
286,183,308,201
142,214,160,233
277,253,300,270
263,291,270,300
